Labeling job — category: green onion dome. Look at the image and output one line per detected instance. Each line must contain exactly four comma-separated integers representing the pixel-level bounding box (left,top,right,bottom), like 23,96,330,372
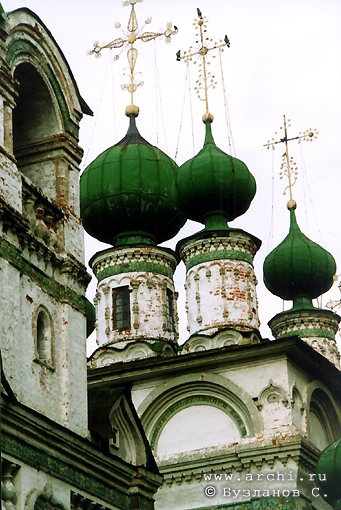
172,118,256,230
263,203,336,309
316,436,341,509
80,115,186,246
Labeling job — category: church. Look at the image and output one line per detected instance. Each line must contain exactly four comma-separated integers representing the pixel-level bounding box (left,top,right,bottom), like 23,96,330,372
1,2,341,510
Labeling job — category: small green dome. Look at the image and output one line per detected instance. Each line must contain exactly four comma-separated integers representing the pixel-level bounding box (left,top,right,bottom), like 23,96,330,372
317,436,341,509
80,116,186,246
173,120,256,230
263,207,336,309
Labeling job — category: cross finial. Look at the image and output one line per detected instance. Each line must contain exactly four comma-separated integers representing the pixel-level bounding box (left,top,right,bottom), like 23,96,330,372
90,0,178,117
264,115,318,209
176,8,230,122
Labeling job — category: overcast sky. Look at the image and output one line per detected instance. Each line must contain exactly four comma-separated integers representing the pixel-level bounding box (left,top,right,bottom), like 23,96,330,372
7,0,341,352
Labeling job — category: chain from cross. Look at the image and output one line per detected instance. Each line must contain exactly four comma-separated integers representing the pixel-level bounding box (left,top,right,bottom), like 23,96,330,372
176,7,230,120
326,277,341,313
264,115,318,205
90,0,178,115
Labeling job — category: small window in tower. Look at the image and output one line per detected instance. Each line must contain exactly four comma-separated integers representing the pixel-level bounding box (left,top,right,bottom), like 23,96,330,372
166,288,174,332
112,286,131,330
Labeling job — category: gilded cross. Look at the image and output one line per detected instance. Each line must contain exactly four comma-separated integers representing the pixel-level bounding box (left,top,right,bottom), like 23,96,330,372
176,7,230,121
264,115,318,207
90,0,178,116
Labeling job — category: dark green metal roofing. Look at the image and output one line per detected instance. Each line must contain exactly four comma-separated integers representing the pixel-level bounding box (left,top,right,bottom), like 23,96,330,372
80,116,186,246
317,436,341,509
172,120,256,230
263,207,336,309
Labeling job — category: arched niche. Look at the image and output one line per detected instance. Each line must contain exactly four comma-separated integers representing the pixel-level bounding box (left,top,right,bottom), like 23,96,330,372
308,387,341,451
140,373,262,459
155,402,241,458
5,9,92,215
34,306,54,368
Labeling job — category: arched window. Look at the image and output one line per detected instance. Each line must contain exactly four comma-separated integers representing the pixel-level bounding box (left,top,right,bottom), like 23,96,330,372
13,62,65,247
13,63,60,192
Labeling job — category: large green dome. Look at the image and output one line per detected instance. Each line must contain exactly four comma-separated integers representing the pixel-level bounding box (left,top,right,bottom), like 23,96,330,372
173,119,256,230
80,116,186,246
263,205,336,309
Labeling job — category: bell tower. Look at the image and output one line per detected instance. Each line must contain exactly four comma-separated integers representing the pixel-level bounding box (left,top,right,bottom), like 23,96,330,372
0,8,93,435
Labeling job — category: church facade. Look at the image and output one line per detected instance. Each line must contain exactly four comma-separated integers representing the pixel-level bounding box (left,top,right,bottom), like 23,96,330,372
1,4,341,510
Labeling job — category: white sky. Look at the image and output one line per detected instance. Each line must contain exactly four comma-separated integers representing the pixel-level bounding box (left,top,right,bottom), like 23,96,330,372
7,0,341,353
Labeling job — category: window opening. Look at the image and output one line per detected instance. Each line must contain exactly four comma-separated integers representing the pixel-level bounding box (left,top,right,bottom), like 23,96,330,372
166,288,174,332
112,286,131,330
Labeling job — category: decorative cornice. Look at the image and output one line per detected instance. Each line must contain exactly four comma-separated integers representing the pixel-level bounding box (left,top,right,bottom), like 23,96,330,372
269,308,341,367
0,185,91,296
187,248,253,269
181,329,261,354
0,236,90,314
157,436,320,485
1,399,159,510
269,308,340,340
87,337,341,397
2,433,131,508
2,412,129,508
181,501,295,510
15,133,83,166
178,231,259,270
0,195,26,231
91,246,179,282
268,308,341,341
89,340,177,368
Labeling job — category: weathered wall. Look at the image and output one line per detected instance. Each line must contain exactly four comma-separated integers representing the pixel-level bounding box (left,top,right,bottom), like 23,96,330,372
179,232,260,337
125,351,341,510
0,8,90,437
91,246,179,350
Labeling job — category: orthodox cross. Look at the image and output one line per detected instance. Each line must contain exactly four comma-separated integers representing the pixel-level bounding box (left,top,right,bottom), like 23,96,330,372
90,0,178,116
176,7,230,121
264,115,318,207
